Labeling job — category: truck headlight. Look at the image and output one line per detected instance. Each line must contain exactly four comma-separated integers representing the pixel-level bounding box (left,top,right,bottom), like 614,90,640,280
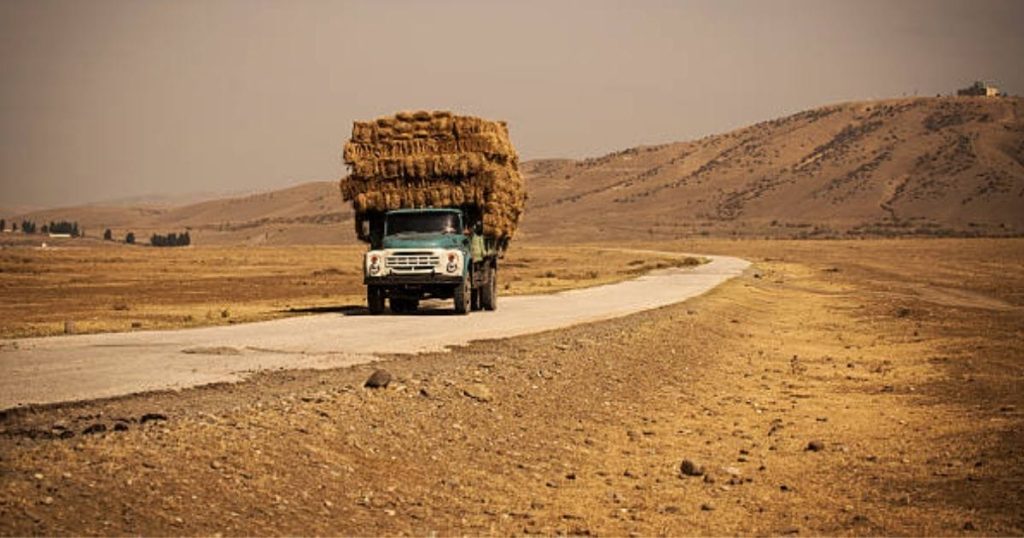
367,253,382,276
445,252,460,274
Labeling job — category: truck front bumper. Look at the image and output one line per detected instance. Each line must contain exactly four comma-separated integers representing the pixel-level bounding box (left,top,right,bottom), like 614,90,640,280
364,274,464,286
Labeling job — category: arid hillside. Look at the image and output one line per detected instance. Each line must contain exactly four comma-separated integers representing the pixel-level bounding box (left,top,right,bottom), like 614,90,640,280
522,96,1024,240
7,97,1022,244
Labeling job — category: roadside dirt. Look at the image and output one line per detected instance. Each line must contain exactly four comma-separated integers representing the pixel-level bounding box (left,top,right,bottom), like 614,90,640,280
1,239,1021,535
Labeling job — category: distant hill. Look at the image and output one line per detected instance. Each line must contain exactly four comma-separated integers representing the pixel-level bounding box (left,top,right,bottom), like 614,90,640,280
521,96,1024,240
9,182,354,246
6,96,1022,245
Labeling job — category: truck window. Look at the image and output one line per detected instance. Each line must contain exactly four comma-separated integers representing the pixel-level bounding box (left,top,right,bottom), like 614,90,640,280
386,212,461,236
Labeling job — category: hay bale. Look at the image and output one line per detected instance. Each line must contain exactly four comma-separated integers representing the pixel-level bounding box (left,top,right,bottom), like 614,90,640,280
339,111,525,242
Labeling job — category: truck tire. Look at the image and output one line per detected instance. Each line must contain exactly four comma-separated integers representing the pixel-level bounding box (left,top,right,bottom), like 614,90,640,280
481,264,497,311
453,276,470,315
367,286,385,315
471,288,481,311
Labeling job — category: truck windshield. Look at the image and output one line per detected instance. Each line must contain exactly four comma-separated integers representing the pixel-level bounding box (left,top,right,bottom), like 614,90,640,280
386,212,461,236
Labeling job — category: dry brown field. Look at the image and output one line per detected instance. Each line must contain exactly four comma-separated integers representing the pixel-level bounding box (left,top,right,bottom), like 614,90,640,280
1,237,1022,535
0,239,698,338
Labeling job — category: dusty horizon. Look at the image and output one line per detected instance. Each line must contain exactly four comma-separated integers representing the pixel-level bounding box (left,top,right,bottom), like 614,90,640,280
2,0,1023,209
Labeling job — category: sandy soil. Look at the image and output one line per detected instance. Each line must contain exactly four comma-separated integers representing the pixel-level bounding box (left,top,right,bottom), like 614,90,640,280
0,238,1021,535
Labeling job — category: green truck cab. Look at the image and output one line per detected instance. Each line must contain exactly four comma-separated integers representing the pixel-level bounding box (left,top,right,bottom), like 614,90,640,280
362,208,500,315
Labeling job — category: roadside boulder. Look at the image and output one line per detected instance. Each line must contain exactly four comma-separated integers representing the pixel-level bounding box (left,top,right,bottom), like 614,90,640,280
364,369,392,389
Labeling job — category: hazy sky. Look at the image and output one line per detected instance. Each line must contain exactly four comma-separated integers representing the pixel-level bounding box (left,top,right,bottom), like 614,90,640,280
1,0,1022,208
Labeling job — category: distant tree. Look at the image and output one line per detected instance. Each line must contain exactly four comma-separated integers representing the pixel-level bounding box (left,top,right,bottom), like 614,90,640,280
125,232,135,244
0,219,5,232
48,220,78,235
103,229,113,241
149,231,190,247
21,220,36,234
12,221,18,232
41,224,49,234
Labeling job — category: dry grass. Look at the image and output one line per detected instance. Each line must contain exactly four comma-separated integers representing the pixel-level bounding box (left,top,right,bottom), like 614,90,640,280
0,242,699,338
1,238,1021,535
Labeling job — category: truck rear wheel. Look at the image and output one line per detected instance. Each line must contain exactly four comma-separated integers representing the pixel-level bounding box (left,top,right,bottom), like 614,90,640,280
481,264,497,311
453,276,470,315
367,286,385,315
471,288,481,311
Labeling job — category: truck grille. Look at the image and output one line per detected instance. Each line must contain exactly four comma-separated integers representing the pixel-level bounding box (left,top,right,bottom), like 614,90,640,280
387,251,440,273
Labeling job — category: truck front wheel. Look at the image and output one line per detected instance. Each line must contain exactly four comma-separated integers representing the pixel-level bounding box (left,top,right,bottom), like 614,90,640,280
453,276,470,315
481,264,497,311
367,285,386,315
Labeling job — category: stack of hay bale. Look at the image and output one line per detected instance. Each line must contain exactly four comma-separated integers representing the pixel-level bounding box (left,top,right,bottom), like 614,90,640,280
340,110,525,242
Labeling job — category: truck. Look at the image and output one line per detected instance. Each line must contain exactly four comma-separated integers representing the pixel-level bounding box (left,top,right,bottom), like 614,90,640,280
361,207,500,315
339,110,524,315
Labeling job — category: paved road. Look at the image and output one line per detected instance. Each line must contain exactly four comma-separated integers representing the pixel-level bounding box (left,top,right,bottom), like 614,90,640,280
0,255,749,410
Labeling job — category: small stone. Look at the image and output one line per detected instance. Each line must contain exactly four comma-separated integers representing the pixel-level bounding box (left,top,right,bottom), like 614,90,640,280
324,500,333,508
210,460,223,470
82,423,107,435
722,466,741,477
140,413,168,423
463,383,493,402
364,369,392,389
806,440,825,452
42,496,54,506
131,321,143,329
700,503,715,511
679,459,705,477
